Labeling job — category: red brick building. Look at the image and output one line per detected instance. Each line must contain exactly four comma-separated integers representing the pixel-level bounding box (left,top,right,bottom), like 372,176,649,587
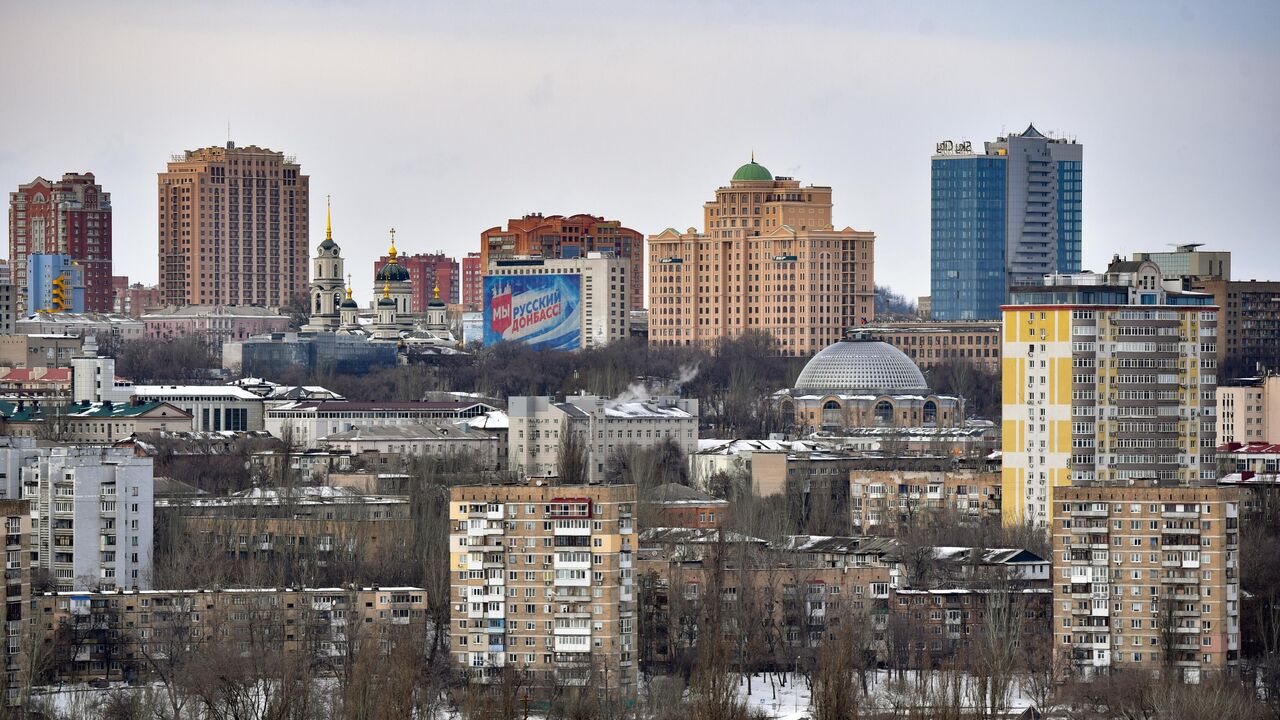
371,251,459,312
8,173,113,314
113,282,164,318
646,483,730,529
461,252,482,311
480,213,644,310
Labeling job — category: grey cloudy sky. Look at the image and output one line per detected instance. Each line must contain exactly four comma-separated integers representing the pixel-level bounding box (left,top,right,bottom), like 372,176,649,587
3,0,1277,306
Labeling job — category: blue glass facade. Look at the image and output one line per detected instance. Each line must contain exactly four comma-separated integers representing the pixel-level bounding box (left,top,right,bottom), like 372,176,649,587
1057,160,1082,273
930,157,1007,320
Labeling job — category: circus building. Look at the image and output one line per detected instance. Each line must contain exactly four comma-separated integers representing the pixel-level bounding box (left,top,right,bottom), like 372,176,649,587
778,331,964,434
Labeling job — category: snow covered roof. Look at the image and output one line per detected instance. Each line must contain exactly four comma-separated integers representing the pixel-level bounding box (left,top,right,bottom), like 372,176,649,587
135,384,263,400
468,410,509,430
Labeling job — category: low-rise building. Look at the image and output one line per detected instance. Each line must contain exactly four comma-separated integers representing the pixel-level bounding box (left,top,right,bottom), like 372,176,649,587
143,305,291,348
0,399,192,443
1218,373,1280,444
0,333,82,368
776,334,964,436
158,486,411,570
15,313,144,344
1052,483,1241,682
861,320,1001,373
0,366,71,398
265,400,497,448
320,421,501,470
34,586,427,683
132,384,265,432
508,395,698,483
644,483,729,529
223,331,399,377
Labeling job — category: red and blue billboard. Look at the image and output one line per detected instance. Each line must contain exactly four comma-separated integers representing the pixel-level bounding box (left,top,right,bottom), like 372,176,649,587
483,274,581,350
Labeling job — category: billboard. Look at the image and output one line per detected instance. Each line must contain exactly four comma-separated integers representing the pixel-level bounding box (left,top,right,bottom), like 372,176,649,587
483,274,581,350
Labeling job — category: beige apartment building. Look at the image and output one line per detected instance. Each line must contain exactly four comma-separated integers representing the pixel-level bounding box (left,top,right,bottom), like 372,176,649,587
862,321,1002,373
35,586,426,683
157,142,309,307
449,480,638,707
648,158,875,356
1218,374,1280,444
0,500,31,706
1053,484,1241,682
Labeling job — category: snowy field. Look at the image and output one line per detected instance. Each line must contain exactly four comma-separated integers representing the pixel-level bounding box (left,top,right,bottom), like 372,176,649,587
28,670,1042,719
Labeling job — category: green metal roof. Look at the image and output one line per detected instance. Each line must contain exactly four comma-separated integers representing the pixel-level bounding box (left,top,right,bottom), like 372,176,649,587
732,160,773,182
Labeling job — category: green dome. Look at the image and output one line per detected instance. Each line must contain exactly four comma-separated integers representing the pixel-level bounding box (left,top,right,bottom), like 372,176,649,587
375,262,411,283
340,297,359,309
732,160,773,182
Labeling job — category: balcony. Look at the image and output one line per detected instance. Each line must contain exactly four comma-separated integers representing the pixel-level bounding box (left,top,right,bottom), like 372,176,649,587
1071,508,1110,518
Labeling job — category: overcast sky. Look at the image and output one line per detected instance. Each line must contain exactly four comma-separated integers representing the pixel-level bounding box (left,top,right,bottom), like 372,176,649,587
3,1,1277,306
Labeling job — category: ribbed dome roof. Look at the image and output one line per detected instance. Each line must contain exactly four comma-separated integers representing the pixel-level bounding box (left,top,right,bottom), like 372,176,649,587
794,336,928,393
376,262,411,282
732,160,772,181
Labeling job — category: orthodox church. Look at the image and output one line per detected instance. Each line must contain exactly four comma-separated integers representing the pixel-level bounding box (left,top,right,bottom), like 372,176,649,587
303,211,457,348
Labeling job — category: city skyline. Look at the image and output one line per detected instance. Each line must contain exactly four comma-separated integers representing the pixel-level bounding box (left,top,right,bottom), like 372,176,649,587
1,1,1277,307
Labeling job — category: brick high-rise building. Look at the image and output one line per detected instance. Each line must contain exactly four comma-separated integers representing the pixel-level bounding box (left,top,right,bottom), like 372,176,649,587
157,142,309,307
449,479,638,706
461,251,483,310
647,158,875,356
371,250,459,311
1001,258,1219,527
481,213,644,311
1053,483,1241,682
9,173,113,314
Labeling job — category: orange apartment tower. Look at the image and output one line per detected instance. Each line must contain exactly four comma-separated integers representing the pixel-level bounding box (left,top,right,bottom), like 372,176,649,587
157,142,309,307
479,214,645,311
647,158,875,356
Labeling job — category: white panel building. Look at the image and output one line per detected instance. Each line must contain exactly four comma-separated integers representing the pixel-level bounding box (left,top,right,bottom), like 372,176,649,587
14,446,154,590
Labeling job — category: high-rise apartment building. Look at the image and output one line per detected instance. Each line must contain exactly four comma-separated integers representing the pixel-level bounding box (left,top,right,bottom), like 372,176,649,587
1187,277,1280,374
0,440,154,591
1053,483,1240,682
931,125,1082,320
648,158,875,356
482,214,645,311
157,142,309,307
1001,258,1218,526
449,479,638,706
9,173,113,314
0,499,30,706
461,252,483,310
371,250,459,311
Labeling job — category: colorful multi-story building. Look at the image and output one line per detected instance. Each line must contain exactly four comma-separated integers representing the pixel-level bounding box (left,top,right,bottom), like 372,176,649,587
157,142,309,307
1052,483,1241,682
9,173,113,314
481,214,644,311
1001,258,1218,526
449,479,638,706
25,254,85,313
647,158,875,356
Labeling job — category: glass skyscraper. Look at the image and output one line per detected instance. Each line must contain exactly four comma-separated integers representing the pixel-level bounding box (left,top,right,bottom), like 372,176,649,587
930,124,1082,320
